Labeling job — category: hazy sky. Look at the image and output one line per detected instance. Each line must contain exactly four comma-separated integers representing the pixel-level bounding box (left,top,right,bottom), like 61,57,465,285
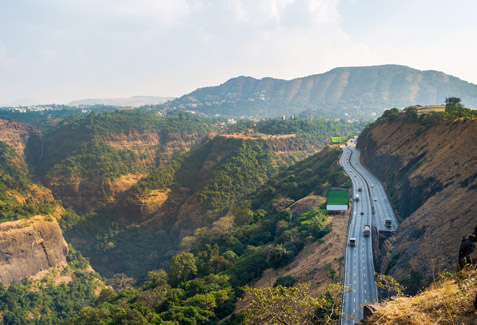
1,0,477,105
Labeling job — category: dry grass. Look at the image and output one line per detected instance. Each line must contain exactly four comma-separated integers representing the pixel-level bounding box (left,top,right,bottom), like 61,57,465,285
363,267,477,324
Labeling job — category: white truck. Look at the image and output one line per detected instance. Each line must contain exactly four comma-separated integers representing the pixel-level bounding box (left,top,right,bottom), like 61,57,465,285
354,194,360,202
363,225,370,236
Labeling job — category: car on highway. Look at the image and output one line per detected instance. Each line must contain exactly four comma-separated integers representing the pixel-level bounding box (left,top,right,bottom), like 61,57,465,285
349,238,356,246
360,211,364,215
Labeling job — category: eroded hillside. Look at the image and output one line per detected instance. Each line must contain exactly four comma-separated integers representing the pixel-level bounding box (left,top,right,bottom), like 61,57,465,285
38,111,213,211
357,113,477,285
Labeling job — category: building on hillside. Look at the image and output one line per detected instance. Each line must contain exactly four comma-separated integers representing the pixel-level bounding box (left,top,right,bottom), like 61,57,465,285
411,105,446,116
330,137,341,144
326,189,349,211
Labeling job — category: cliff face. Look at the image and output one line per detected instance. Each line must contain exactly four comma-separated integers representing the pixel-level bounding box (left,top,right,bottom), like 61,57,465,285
0,119,42,163
357,118,477,283
42,131,206,211
0,216,69,285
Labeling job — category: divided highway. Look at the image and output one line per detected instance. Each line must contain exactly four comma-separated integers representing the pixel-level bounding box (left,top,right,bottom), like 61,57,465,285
339,140,398,324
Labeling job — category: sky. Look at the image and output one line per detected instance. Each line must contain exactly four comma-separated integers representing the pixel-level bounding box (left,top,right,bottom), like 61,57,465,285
1,0,477,106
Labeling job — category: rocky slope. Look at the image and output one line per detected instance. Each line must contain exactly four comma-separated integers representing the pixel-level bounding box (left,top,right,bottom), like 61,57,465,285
0,119,42,161
357,116,477,284
162,65,477,119
0,216,69,285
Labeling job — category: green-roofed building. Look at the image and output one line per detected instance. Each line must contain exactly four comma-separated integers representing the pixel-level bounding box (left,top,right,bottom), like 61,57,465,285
326,189,349,211
331,137,341,144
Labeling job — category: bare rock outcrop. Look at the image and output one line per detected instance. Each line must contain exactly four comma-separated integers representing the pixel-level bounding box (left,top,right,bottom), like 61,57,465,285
0,216,69,285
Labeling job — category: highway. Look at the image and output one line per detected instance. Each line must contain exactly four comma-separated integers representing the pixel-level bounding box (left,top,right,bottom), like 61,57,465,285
339,139,398,323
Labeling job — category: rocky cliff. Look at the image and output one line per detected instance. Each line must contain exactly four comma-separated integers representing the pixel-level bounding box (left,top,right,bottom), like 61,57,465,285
0,119,42,162
357,117,477,284
0,216,69,285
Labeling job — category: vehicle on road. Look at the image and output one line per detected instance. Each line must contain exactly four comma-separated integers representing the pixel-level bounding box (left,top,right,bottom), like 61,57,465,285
363,225,370,236
385,219,392,227
349,238,356,246
360,211,364,215
358,186,362,192
354,194,360,201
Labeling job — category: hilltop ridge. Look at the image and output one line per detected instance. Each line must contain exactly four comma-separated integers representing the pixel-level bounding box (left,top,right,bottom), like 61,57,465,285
162,65,477,119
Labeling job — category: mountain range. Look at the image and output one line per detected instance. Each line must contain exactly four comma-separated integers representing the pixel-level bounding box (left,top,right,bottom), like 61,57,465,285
68,96,174,107
161,64,477,119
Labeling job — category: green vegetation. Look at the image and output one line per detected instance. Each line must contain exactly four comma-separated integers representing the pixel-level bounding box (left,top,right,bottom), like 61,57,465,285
273,275,297,287
52,145,349,323
361,97,476,141
445,97,477,118
48,138,140,181
39,110,213,178
0,108,356,323
197,140,274,212
0,104,119,132
0,141,54,222
252,147,349,204
242,283,347,324
0,246,102,324
228,118,363,145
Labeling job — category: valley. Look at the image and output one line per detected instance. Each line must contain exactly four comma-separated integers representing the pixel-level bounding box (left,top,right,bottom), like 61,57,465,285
0,90,476,324
0,108,362,323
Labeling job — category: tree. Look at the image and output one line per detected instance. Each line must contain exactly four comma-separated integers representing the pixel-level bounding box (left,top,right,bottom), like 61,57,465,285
375,272,404,298
242,283,347,325
168,252,198,286
108,273,136,290
445,97,465,116
445,97,463,110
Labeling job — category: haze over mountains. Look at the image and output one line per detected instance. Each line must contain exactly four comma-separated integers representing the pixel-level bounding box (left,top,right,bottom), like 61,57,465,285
162,64,477,119
68,96,174,108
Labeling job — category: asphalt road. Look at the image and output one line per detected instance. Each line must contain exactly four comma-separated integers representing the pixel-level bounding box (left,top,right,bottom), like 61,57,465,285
339,140,398,323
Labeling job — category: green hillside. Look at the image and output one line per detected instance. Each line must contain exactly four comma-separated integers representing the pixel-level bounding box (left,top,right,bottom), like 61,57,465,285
62,147,349,324
0,141,54,221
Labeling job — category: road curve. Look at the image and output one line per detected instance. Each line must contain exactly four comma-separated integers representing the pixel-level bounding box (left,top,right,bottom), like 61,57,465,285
340,140,398,324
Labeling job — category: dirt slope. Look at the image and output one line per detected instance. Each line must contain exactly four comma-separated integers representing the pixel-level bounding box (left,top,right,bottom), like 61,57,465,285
358,118,477,284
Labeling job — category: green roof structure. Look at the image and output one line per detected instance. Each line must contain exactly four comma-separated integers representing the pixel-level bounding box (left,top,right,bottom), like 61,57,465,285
331,137,341,144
